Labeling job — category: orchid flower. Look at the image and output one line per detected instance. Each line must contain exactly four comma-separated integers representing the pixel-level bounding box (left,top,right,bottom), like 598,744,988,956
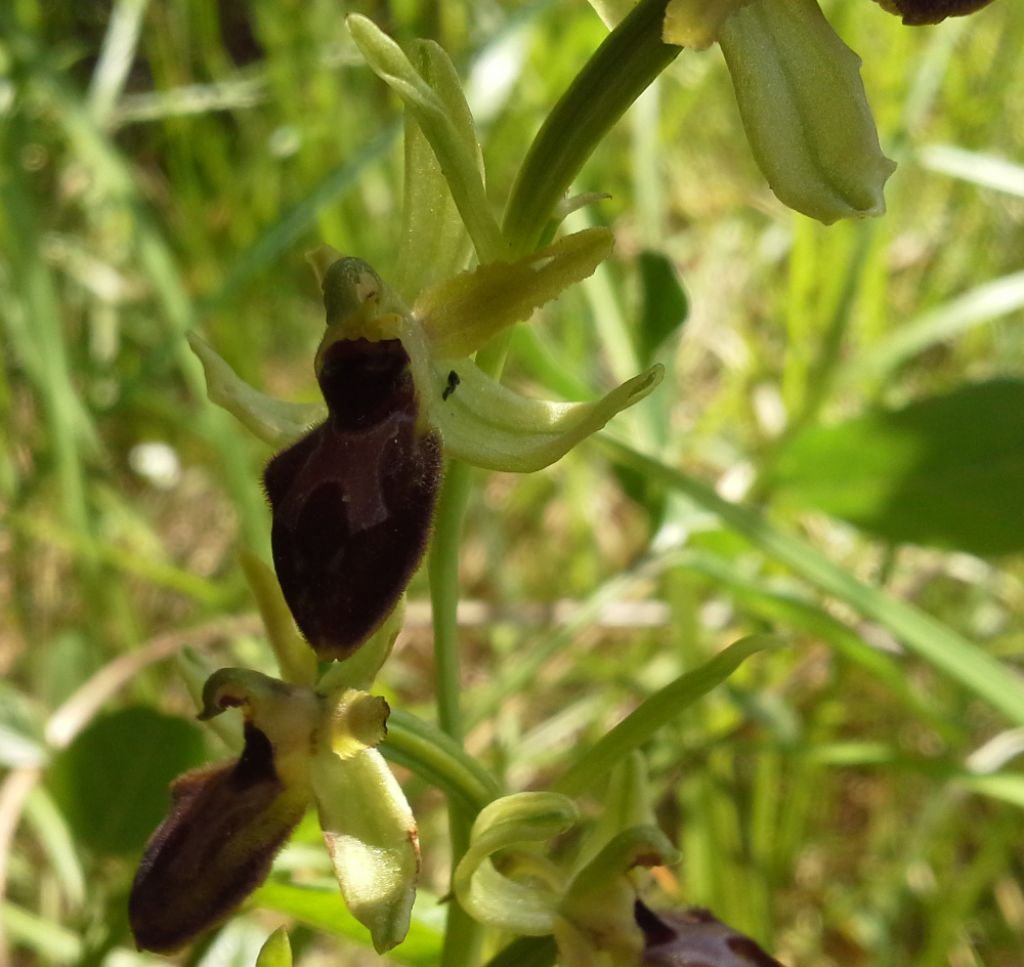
129,577,419,955
453,754,679,966
191,234,660,663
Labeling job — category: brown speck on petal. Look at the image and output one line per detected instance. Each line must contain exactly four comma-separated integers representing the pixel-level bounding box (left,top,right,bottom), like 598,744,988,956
637,901,786,967
129,725,309,953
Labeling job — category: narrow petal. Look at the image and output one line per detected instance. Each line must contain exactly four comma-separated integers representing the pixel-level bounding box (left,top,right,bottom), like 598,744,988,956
423,355,663,472
413,228,614,359
188,333,324,448
240,551,318,687
312,749,420,952
129,724,309,953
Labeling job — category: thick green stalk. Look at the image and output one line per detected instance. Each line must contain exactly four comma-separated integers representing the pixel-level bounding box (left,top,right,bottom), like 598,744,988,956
502,0,680,255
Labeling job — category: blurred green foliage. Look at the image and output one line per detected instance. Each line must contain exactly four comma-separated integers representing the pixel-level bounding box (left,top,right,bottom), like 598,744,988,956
2,1,1024,965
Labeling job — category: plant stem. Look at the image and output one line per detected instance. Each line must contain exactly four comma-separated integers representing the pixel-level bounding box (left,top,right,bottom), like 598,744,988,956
384,709,500,813
502,0,680,255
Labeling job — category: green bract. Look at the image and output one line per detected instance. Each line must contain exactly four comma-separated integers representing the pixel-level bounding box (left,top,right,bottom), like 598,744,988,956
453,755,679,966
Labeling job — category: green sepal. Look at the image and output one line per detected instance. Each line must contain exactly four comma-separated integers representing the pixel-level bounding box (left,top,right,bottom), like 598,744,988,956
394,41,477,300
188,333,324,448
347,15,506,262
312,747,419,952
423,354,664,473
413,228,614,359
453,792,579,936
719,0,895,224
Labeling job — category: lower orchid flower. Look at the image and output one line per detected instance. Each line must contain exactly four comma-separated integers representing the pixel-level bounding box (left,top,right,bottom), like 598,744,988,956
130,598,419,955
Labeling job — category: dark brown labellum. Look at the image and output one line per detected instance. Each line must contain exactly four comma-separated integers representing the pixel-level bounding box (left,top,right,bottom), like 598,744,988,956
874,0,996,25
264,337,442,660
637,901,785,967
129,725,308,953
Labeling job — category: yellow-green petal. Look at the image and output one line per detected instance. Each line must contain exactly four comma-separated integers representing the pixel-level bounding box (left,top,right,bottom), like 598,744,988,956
413,228,614,359
312,748,420,952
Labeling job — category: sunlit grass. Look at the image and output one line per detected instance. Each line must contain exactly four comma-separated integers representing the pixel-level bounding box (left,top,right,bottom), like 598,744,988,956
1,1,1023,964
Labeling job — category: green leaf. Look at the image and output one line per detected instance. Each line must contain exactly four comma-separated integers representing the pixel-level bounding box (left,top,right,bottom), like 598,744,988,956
600,436,1024,728
251,882,444,965
554,634,782,797
635,249,688,368
46,706,206,856
768,379,1024,555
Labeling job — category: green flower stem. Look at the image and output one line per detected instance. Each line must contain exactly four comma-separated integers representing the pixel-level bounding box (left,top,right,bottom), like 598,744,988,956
429,460,474,743
600,436,1024,728
383,709,500,813
502,0,680,255
553,634,781,798
428,457,486,967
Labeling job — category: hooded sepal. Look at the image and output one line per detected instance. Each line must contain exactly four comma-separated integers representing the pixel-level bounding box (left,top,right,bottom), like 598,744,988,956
424,354,663,473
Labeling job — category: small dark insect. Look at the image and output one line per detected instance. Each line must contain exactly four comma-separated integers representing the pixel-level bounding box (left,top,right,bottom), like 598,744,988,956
264,336,442,660
442,369,461,402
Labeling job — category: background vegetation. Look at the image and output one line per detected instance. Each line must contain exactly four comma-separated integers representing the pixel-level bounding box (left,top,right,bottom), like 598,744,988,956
2,0,1023,965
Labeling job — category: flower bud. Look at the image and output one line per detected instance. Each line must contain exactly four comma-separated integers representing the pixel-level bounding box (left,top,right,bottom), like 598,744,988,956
718,0,896,223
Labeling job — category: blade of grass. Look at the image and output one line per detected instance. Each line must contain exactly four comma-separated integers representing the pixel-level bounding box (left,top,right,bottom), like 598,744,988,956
601,437,1024,727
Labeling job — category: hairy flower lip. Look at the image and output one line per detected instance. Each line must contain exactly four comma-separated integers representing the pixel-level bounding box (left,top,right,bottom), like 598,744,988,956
130,669,418,954
872,0,997,25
